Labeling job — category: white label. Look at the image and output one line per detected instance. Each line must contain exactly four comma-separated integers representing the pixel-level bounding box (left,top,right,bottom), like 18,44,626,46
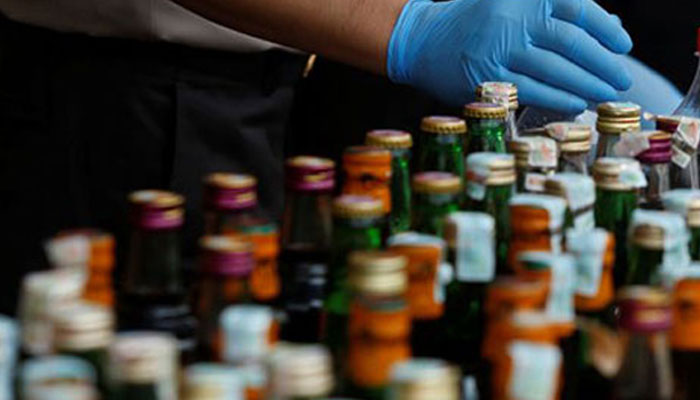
525,173,547,192
574,253,603,296
507,341,561,400
678,117,700,149
436,262,454,302
619,167,648,189
545,253,575,323
613,131,652,157
672,144,693,168
527,138,558,168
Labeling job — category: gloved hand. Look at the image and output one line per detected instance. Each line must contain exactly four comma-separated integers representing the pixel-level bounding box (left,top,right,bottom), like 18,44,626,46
387,0,634,113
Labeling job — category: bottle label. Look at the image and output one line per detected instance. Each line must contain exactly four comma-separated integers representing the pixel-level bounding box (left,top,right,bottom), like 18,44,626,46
524,173,547,192
507,341,561,400
249,256,280,302
671,117,700,168
447,213,495,282
466,167,488,201
671,278,700,349
526,137,558,168
545,254,575,323
613,131,653,157
566,229,607,296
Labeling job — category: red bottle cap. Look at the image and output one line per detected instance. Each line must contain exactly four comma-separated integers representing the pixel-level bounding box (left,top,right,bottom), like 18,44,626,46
128,190,185,231
199,236,254,277
285,156,335,192
203,173,258,212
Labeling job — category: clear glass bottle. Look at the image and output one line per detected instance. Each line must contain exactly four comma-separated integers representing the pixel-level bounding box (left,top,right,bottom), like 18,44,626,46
662,189,700,261
342,145,393,216
366,130,413,235
544,172,596,230
509,136,559,193
595,102,642,158
279,156,334,344
545,122,592,175
202,173,260,235
670,274,700,400
476,81,519,141
673,28,700,119
410,172,461,237
656,116,700,190
388,358,460,400
463,102,508,154
415,116,466,181
635,131,673,209
267,344,334,400
183,363,245,400
614,286,673,400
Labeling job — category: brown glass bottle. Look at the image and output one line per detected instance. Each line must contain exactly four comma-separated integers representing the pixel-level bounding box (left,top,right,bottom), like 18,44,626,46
202,172,260,235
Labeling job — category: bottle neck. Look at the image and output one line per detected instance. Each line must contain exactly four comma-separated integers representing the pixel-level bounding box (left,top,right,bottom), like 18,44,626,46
616,330,673,400
281,191,333,251
675,54,700,117
626,244,665,285
203,205,256,235
124,227,183,297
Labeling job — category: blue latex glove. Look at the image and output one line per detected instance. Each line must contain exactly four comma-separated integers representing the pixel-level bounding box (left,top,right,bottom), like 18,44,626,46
387,0,634,114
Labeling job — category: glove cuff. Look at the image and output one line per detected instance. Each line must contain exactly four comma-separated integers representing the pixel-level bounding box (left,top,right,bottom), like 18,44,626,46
387,0,428,84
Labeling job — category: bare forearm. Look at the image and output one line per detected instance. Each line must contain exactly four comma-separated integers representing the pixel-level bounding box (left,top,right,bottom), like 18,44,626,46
173,0,407,74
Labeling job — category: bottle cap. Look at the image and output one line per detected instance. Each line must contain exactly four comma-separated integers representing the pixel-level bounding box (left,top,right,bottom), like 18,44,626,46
284,156,335,192
484,277,547,318
508,136,558,169
618,286,671,332
108,332,178,383
366,130,413,149
220,305,275,364
544,173,596,211
463,102,507,120
592,157,647,191
628,209,688,251
348,250,408,296
544,123,592,154
199,236,254,277
596,102,641,134
268,344,334,397
332,194,384,219
52,302,114,351
636,130,673,164
183,363,244,400
420,116,467,135
412,172,462,194
476,82,519,111
662,189,700,228
128,190,185,230
466,152,516,186
671,275,700,350
389,359,460,400
21,355,96,390
203,173,257,212
656,115,683,133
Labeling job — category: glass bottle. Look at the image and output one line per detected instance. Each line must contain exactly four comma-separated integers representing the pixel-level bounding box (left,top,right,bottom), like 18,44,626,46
476,81,519,141
626,209,690,285
509,136,559,193
119,190,197,362
545,122,592,175
592,157,647,287
344,251,411,400
195,236,254,361
232,218,281,306
441,213,495,387
614,286,673,400
662,189,700,261
108,332,179,400
52,302,114,393
410,172,461,237
342,145,393,216
202,172,260,235
544,172,596,230
279,156,334,343
325,195,384,373
463,102,508,154
670,274,700,400
465,152,516,273
656,115,700,189
388,232,449,358
636,131,673,209
21,355,97,399
415,116,466,180
183,363,245,400
595,102,642,158
267,344,334,400
366,129,413,235
388,358,460,400
673,27,700,119
507,193,566,272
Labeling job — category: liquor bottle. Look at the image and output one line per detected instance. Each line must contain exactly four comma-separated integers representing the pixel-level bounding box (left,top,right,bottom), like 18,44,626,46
465,152,516,273
232,218,281,305
670,274,700,400
52,302,114,393
544,172,596,230
108,332,179,400
662,189,700,260
507,194,566,272
476,81,519,141
366,130,413,235
626,209,690,285
673,28,700,118
20,355,97,399
0,316,17,400
545,122,592,175
202,172,260,235
325,194,384,368
410,172,461,236
593,157,647,287
595,102,642,158
415,116,466,180
195,236,254,361
441,212,495,391
387,232,449,358
267,344,334,400
635,131,673,209
183,363,245,400
119,190,197,361
344,251,411,400
463,102,508,154
509,136,559,193
342,145,392,215
388,359,460,400
614,286,673,400
279,156,334,344
656,115,700,189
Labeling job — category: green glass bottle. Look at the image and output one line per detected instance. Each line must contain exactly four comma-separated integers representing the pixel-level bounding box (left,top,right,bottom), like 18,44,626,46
268,344,334,400
662,189,700,261
388,359,461,400
595,102,642,158
544,172,596,230
366,130,413,235
465,152,516,273
463,102,508,154
545,122,593,175
626,209,690,285
509,136,559,193
415,116,466,178
411,172,461,237
476,81,519,141
592,157,647,287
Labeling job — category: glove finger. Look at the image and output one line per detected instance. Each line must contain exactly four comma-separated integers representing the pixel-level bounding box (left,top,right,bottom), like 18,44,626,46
502,70,588,114
551,0,632,54
531,19,631,91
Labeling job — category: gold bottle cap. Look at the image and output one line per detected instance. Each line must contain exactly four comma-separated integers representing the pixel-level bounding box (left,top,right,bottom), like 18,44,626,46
544,122,592,153
286,155,335,169
204,173,256,190
476,82,519,111
128,190,185,209
466,152,516,185
53,302,114,351
390,359,460,400
412,172,462,194
420,116,467,135
629,209,687,251
662,189,700,228
617,285,671,304
592,157,647,191
269,344,334,397
109,332,178,383
332,195,384,218
596,102,642,135
366,130,413,149
463,102,507,119
348,250,408,296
